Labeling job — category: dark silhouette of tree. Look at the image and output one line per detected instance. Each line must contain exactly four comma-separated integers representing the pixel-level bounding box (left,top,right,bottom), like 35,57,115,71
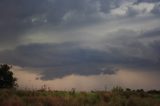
0,64,17,88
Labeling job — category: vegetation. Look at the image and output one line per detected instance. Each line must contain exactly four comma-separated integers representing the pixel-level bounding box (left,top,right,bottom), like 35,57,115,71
0,87,160,106
0,64,17,89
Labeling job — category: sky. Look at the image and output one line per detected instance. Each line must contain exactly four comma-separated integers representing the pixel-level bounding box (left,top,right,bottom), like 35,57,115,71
0,0,160,90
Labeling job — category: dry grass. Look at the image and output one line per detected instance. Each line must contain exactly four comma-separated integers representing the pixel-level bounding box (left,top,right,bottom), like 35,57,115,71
0,88,160,106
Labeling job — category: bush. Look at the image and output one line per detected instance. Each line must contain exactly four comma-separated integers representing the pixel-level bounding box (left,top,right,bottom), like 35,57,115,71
0,64,17,89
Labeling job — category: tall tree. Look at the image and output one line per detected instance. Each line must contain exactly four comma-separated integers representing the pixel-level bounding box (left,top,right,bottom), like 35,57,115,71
0,64,17,88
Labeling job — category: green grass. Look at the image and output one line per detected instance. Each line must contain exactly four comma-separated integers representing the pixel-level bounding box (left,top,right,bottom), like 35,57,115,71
0,88,160,106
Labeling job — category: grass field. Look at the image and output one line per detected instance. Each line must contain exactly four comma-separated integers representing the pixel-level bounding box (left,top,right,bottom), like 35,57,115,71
0,87,160,106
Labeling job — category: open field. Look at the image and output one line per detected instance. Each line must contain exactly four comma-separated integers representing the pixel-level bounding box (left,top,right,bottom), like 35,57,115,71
0,87,160,106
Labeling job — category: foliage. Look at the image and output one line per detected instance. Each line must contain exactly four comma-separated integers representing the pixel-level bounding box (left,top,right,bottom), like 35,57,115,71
0,64,17,88
0,88,160,106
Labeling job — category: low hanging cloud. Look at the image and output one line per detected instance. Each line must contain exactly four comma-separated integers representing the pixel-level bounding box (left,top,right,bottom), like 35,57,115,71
0,32,160,80
0,42,119,79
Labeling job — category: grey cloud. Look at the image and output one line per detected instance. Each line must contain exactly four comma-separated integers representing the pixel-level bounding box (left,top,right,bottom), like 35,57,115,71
139,27,160,38
102,29,160,66
0,40,160,79
40,66,118,80
0,0,111,46
136,0,160,3
0,0,159,47
0,0,48,46
135,0,160,16
150,40,160,58
0,42,111,67
0,42,119,79
0,0,123,49
151,2,160,15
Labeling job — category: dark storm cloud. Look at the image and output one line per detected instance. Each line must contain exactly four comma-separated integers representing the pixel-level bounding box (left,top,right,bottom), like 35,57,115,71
150,40,160,58
0,0,159,46
0,42,119,79
139,28,160,38
0,0,111,45
40,66,118,80
136,0,160,3
0,0,48,46
100,28,160,69
0,39,160,79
